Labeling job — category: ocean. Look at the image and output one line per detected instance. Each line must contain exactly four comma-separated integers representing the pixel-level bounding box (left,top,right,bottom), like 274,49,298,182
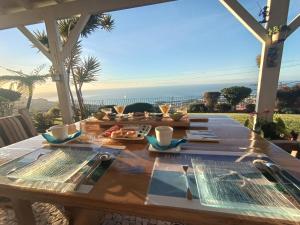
76,83,256,106
82,83,256,100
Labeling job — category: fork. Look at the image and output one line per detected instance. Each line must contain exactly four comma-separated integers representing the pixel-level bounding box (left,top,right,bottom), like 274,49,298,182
182,165,193,200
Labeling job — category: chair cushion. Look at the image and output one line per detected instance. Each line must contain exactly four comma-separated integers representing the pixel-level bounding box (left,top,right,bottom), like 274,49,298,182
0,137,5,148
0,116,30,146
18,108,37,137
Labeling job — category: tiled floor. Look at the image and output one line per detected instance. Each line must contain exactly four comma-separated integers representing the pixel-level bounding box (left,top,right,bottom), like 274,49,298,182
0,203,68,225
0,206,185,225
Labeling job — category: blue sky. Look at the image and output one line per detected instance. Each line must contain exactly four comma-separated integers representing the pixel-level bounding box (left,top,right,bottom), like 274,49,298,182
0,0,299,96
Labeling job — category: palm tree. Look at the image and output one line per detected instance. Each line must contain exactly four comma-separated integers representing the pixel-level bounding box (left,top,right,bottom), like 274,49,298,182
73,56,101,103
0,65,49,109
33,13,114,119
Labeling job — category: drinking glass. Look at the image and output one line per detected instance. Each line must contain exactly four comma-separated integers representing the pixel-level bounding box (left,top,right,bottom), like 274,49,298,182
159,104,171,117
101,108,112,115
177,105,188,115
114,105,126,117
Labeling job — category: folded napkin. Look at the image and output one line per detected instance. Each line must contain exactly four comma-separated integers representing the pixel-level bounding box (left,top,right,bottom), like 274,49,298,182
146,136,186,151
42,131,81,144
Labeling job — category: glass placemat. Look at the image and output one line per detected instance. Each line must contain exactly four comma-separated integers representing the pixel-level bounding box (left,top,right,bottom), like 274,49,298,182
192,159,300,220
7,148,98,182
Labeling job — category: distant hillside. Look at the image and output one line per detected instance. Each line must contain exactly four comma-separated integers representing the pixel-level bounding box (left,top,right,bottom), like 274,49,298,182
15,97,57,112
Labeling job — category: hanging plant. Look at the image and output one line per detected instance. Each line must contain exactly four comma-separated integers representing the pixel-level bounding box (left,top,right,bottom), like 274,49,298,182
258,6,269,24
268,25,291,44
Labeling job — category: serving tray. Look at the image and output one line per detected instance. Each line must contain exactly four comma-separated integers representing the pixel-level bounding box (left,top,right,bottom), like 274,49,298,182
103,124,152,141
86,117,192,128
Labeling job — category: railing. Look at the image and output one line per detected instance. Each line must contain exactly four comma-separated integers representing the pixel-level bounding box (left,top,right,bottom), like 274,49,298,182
80,96,201,112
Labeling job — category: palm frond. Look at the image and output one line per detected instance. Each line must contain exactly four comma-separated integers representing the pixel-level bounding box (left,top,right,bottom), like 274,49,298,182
99,14,114,32
0,66,25,77
33,30,49,48
32,64,46,75
0,66,49,95
73,56,100,86
83,56,101,76
58,17,78,41
81,13,114,38
66,41,82,68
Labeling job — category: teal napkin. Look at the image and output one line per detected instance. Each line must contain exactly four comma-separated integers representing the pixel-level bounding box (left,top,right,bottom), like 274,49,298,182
146,136,186,151
42,131,81,144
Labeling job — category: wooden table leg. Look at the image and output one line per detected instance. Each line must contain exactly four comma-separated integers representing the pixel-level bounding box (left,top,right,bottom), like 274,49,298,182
11,198,36,225
66,207,105,225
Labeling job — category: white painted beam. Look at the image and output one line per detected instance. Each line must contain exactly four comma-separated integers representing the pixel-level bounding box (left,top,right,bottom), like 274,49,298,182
220,0,269,43
0,0,175,30
287,14,300,37
255,0,290,121
17,26,52,60
62,14,90,60
45,17,73,124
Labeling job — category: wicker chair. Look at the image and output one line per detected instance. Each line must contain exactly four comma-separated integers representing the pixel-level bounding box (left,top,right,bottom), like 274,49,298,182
0,115,30,146
0,111,69,224
18,108,38,137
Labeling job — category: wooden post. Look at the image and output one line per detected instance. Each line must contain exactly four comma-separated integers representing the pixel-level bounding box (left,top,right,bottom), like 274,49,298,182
255,0,290,121
45,18,74,124
220,0,292,123
11,199,36,225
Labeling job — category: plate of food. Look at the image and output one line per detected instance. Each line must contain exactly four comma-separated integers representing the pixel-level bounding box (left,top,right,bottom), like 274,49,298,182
102,124,152,140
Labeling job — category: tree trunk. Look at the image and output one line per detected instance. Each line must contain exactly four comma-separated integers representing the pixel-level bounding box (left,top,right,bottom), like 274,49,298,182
66,62,76,111
26,87,33,110
71,68,86,119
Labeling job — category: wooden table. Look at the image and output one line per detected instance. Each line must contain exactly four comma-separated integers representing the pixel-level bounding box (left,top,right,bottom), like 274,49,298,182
0,115,299,225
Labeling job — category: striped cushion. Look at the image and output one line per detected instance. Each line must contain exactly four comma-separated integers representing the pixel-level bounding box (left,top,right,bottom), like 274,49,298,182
0,116,30,146
0,136,5,148
18,108,37,137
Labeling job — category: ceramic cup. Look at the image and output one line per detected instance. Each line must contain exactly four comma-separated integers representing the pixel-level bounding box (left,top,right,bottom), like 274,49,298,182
155,126,173,146
48,125,68,141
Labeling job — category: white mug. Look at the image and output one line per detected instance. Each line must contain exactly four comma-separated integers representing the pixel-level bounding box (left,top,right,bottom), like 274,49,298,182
48,125,68,141
155,126,173,146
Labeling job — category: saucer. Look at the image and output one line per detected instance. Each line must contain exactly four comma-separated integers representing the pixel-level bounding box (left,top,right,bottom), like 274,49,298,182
148,144,181,153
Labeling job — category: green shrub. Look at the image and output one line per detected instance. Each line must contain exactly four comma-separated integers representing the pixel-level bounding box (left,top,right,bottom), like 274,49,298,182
0,88,21,102
221,86,252,110
188,103,208,113
33,112,54,133
245,104,256,113
280,107,299,114
203,92,221,111
216,103,232,113
47,106,61,118
124,103,155,113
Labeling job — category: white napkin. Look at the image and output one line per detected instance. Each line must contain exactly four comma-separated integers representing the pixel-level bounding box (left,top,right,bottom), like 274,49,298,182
185,130,219,142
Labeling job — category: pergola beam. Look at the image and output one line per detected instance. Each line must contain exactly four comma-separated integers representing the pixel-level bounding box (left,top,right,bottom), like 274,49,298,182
17,26,52,61
287,14,300,37
220,0,269,43
45,18,73,124
62,13,91,60
0,0,174,30
16,0,34,9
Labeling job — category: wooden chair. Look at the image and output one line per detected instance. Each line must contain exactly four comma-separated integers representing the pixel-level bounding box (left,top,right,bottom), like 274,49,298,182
18,108,38,137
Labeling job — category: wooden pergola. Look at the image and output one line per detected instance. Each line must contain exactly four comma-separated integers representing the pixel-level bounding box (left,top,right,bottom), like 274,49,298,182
0,0,299,124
